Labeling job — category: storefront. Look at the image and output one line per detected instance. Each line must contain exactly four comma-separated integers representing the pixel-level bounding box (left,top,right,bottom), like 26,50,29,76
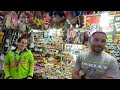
0,11,120,79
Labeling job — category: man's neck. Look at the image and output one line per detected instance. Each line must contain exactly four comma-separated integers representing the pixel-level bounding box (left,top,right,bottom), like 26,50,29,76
90,50,102,56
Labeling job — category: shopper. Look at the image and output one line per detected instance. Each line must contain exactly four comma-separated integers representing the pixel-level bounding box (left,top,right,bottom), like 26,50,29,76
72,31,120,79
4,37,34,79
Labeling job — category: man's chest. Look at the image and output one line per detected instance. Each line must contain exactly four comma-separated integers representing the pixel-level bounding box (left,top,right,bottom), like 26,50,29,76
80,56,109,79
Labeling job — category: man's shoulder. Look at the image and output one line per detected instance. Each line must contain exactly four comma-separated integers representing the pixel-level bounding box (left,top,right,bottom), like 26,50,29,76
102,51,114,58
79,51,89,56
102,51,116,61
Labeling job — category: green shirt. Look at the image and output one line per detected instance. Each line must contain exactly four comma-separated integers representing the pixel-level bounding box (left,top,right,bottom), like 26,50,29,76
4,49,34,79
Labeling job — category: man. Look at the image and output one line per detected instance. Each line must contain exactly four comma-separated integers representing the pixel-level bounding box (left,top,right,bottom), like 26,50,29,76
72,31,120,79
4,37,34,79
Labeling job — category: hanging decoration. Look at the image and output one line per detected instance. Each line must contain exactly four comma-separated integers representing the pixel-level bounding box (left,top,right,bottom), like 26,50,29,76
23,11,33,23
43,12,51,29
33,11,45,28
5,13,11,29
18,12,27,31
73,11,80,17
9,11,19,29
0,11,6,31
1,11,114,31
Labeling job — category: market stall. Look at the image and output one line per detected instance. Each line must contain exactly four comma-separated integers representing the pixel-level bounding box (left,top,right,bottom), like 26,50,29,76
0,11,120,79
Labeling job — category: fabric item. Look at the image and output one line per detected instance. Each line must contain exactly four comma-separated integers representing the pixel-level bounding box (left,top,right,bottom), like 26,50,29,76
19,23,26,31
43,12,51,27
9,11,19,29
74,51,120,79
18,13,26,24
19,11,33,26
4,49,34,79
5,15,11,28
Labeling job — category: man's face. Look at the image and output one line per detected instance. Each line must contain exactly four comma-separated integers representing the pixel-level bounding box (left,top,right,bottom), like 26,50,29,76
90,33,107,53
18,39,28,50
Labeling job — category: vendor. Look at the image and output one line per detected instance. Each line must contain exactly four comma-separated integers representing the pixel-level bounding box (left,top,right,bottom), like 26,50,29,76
3,37,34,79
